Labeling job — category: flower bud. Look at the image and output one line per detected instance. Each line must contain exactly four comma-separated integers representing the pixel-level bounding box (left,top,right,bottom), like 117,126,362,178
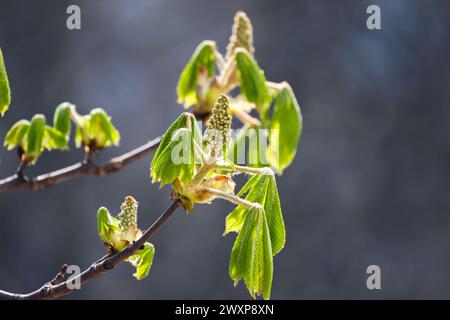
117,196,142,243
226,11,254,60
203,94,232,152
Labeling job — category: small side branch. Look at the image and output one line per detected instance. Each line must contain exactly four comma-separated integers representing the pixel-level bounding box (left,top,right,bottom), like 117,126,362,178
0,200,181,300
0,136,161,192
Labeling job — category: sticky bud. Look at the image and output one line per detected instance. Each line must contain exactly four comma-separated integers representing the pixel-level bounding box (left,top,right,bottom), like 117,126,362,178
226,11,255,60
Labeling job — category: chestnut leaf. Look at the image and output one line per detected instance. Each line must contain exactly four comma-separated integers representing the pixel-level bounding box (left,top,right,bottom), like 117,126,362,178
263,85,302,174
225,174,285,255
129,243,155,280
235,48,269,111
177,40,217,108
151,113,201,186
229,206,273,300
0,48,11,117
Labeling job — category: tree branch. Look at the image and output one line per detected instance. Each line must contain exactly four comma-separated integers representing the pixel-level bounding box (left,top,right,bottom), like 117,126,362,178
0,136,161,192
0,200,181,300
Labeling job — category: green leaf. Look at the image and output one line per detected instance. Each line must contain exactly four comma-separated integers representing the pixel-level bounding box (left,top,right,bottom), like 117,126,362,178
151,113,187,171
97,207,120,244
235,48,269,111
177,40,216,108
73,108,120,150
53,102,73,138
43,126,69,150
151,113,198,186
129,242,155,280
0,48,11,116
3,120,29,150
25,114,46,163
152,128,195,185
225,174,285,255
224,174,259,235
88,108,121,148
265,85,302,174
229,207,273,299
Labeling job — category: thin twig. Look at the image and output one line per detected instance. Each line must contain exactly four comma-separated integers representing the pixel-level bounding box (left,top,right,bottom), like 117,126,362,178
0,136,161,192
0,200,181,300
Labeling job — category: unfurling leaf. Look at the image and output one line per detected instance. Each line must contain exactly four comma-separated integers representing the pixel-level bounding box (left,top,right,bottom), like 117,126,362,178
264,85,302,174
177,40,216,108
225,174,285,256
151,113,200,186
0,48,11,117
4,120,30,150
53,102,73,140
229,207,273,300
43,126,68,150
235,48,269,111
129,243,155,280
74,108,120,150
3,103,74,163
25,114,46,164
97,207,120,244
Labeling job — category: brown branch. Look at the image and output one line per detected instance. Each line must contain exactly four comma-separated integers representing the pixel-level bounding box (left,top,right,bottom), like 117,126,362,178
0,136,161,192
0,200,181,300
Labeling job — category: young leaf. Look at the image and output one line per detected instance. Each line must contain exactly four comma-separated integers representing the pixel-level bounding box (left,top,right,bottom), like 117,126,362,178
177,40,216,108
152,128,194,185
88,108,121,148
25,114,46,163
151,113,188,172
53,102,73,139
0,48,11,116
265,85,302,174
151,113,198,186
3,120,29,150
235,48,269,111
225,174,285,255
129,242,155,280
74,108,120,150
43,126,68,150
224,174,259,235
229,207,273,299
97,207,120,244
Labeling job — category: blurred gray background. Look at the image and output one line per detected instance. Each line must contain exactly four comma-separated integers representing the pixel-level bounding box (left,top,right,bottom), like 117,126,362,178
0,0,449,299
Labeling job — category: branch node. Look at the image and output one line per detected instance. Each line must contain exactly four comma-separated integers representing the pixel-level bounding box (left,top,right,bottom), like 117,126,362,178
50,264,69,285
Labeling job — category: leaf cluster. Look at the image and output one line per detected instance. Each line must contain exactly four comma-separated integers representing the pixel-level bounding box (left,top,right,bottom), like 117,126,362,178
176,12,302,174
3,103,120,165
